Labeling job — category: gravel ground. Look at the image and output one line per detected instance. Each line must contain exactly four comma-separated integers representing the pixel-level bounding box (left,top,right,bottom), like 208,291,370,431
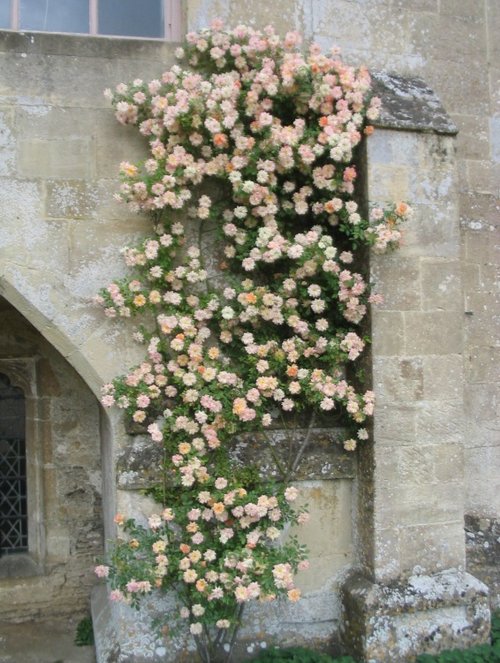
0,618,96,663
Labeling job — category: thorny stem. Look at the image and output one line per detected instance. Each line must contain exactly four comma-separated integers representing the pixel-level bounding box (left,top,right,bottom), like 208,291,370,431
261,430,287,480
194,633,209,663
279,412,299,475
224,604,245,663
285,412,317,484
213,626,224,651
162,446,168,506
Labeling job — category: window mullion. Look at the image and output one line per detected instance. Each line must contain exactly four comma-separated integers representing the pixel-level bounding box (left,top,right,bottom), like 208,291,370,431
11,0,19,30
89,0,97,35
166,0,182,41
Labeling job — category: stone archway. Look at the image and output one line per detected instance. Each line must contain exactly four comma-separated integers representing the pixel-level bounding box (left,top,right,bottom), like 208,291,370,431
0,295,104,620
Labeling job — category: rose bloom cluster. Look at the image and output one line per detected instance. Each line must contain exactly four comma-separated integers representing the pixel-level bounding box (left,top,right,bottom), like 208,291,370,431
96,19,410,651
97,473,308,635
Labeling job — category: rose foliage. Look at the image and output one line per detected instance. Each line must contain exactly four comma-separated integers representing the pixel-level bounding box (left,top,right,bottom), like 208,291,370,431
95,20,411,663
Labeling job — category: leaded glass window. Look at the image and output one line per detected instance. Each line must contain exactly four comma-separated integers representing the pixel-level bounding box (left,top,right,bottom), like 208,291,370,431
0,374,27,556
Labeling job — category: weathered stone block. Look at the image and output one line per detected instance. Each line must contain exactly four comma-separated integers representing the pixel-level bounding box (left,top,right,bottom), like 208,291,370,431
375,488,465,532
465,514,500,609
466,345,500,383
464,309,499,347
400,202,461,259
422,355,464,401
464,226,500,263
465,446,500,515
367,163,410,201
117,429,357,489
372,526,402,581
96,117,150,178
452,113,491,161
45,179,104,219
0,107,15,176
18,137,94,179
373,357,424,404
370,256,421,311
374,404,417,444
487,0,500,68
396,445,439,485
415,400,465,444
341,570,490,663
490,66,500,116
433,445,465,483
401,522,467,571
404,311,463,355
460,191,500,229
289,480,354,593
420,259,462,311
440,0,486,18
371,311,405,356
410,13,486,63
426,58,490,116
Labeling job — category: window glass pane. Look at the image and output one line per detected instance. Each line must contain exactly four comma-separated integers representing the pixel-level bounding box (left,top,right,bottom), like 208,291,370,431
99,0,163,38
0,0,10,28
20,0,89,34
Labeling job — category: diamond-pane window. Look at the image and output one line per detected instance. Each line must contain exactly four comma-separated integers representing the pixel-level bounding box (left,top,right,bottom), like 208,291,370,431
0,374,27,556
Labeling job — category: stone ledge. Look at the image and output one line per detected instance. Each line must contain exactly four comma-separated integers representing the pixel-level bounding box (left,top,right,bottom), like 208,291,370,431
0,553,43,579
0,29,179,58
341,569,490,662
116,429,357,489
371,72,458,135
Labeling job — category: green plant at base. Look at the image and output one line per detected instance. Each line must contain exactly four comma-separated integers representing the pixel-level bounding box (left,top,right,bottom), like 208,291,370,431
252,646,353,662
75,616,94,646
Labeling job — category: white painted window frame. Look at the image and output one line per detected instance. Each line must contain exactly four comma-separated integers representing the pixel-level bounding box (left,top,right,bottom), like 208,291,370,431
8,0,182,40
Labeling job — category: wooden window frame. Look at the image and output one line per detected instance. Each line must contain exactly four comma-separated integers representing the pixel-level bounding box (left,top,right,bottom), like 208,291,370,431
7,0,182,40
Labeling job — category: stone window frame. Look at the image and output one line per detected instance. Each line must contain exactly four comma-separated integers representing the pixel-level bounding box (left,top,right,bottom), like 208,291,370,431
3,0,182,40
0,358,46,578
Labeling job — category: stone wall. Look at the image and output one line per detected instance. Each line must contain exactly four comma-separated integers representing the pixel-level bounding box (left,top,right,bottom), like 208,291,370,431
0,1,498,659
0,296,103,621
185,0,500,530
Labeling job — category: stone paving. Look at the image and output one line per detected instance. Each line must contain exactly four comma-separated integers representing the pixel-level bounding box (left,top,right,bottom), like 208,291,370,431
0,619,96,663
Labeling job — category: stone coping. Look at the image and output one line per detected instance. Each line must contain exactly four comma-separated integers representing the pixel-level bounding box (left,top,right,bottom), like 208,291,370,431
371,71,458,135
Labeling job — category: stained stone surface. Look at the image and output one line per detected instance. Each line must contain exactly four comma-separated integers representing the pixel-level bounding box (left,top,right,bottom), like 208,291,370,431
341,570,491,662
116,429,356,489
466,515,500,610
371,72,458,135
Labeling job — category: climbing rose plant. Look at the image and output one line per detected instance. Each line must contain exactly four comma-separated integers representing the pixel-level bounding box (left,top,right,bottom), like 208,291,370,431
94,20,411,663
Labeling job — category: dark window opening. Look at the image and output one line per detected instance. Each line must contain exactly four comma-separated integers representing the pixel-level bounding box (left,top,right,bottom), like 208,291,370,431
0,374,27,556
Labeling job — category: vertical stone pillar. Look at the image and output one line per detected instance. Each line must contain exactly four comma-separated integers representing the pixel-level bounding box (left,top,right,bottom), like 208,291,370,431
341,74,490,662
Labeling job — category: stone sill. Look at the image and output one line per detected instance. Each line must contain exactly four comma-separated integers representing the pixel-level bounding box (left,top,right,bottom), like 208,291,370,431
0,29,179,58
0,553,44,579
